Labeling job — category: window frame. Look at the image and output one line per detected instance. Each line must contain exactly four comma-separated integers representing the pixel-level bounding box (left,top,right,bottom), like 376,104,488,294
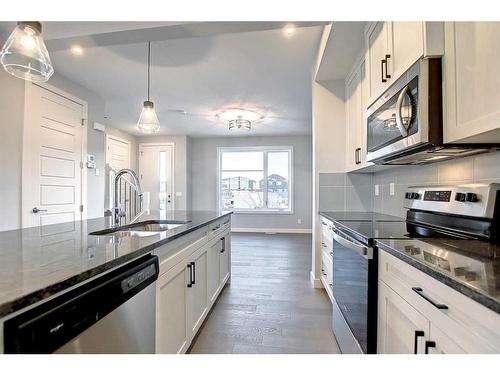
217,146,294,214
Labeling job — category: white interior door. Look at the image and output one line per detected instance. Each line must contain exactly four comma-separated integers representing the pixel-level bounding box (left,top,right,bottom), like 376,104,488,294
22,84,86,228
106,136,130,171
139,144,174,212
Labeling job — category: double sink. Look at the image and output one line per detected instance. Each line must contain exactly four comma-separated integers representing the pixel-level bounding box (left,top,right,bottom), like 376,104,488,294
89,220,191,238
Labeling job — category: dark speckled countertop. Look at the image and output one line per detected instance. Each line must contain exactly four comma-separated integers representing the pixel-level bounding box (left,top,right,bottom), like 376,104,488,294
0,210,231,319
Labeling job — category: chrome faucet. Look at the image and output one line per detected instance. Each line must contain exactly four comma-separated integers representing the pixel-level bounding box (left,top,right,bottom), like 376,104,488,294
113,168,143,225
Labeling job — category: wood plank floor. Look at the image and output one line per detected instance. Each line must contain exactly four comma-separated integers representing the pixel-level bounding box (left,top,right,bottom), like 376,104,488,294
188,233,341,354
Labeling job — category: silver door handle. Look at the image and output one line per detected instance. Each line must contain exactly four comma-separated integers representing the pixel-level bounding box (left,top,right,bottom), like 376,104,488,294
395,85,411,137
32,207,48,213
332,229,372,260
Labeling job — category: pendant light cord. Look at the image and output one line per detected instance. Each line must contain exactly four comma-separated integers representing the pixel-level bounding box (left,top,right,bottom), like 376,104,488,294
147,41,151,101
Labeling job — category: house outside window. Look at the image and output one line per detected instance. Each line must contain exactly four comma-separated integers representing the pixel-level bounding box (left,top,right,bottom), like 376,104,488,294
218,146,293,213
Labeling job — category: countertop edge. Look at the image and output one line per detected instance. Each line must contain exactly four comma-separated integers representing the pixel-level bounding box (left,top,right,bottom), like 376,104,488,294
0,212,232,320
375,241,500,315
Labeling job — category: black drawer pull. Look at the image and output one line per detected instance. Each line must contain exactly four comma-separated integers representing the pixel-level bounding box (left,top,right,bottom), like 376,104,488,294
220,237,225,253
187,264,193,287
191,262,196,285
414,330,424,354
384,54,391,78
412,287,448,310
424,340,436,354
381,59,387,83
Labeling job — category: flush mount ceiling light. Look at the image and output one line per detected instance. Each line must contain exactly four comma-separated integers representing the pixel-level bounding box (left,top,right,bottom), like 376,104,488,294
0,21,54,82
216,108,264,131
137,41,160,134
70,45,83,56
283,24,296,37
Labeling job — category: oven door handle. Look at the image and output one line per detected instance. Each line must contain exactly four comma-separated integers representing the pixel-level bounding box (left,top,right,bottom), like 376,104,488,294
395,84,410,137
332,229,373,260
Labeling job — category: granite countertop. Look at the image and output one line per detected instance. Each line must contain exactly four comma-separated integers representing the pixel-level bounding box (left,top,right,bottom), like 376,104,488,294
376,238,500,314
0,210,231,319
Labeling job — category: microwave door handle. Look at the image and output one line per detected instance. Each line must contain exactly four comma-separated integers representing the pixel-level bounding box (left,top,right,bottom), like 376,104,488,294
332,230,373,260
395,85,410,137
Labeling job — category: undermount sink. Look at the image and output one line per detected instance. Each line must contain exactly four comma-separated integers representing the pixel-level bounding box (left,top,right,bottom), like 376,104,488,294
89,220,191,237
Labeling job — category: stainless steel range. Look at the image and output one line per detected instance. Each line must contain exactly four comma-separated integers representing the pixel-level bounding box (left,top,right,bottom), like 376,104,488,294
330,183,500,354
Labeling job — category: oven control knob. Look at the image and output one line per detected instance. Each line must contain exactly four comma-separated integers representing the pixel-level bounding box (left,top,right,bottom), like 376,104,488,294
466,193,479,202
455,192,466,202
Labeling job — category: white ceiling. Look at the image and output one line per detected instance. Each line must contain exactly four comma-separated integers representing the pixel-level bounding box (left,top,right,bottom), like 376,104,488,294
1,22,324,137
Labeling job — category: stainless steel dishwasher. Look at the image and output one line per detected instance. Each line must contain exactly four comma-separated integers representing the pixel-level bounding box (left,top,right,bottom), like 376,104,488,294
4,254,159,354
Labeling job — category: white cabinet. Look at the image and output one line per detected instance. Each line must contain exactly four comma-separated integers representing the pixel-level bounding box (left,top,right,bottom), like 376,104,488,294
207,238,222,306
444,22,500,143
345,58,373,172
220,234,231,285
378,250,500,354
155,218,232,354
366,22,443,105
156,260,190,354
367,22,390,104
187,247,208,339
378,280,429,354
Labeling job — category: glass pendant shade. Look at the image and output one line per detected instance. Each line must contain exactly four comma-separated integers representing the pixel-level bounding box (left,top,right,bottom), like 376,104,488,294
0,22,54,82
137,100,160,133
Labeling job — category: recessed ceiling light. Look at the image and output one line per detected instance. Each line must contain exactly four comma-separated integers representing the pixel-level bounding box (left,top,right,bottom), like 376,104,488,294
70,45,83,55
283,24,296,37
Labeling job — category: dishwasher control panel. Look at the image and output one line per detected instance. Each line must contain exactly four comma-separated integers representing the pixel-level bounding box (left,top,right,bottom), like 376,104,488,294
121,263,157,293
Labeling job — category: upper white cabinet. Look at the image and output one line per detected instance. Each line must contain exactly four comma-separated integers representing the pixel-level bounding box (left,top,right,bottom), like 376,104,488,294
346,58,373,172
366,22,444,105
367,22,390,104
444,22,500,143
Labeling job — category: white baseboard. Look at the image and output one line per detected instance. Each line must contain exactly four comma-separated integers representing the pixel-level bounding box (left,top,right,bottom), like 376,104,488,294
310,271,323,289
231,227,312,234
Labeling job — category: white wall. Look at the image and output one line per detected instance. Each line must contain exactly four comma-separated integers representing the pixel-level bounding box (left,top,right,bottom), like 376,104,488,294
190,135,313,231
311,79,346,286
139,135,190,210
0,69,24,231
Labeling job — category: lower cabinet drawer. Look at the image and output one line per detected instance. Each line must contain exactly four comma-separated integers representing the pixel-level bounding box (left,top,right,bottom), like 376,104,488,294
321,251,333,287
379,250,500,353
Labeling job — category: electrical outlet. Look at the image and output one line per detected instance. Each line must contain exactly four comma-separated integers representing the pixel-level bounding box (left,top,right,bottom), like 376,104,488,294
390,183,395,196
374,184,379,196
95,168,100,176
297,218,302,224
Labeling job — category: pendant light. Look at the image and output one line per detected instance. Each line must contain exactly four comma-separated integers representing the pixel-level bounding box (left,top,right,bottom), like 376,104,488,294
137,41,160,133
0,21,54,82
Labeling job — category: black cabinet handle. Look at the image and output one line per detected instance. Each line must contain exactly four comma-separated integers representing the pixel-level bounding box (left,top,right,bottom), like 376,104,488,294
414,330,424,354
384,54,391,79
424,340,436,354
191,262,196,285
381,59,387,83
412,287,448,310
220,237,225,253
187,264,193,287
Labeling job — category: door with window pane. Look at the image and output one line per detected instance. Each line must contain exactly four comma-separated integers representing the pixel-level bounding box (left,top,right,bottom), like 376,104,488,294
219,147,292,213
139,144,174,212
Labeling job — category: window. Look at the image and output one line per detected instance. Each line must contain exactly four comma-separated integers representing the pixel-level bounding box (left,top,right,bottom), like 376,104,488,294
218,146,293,213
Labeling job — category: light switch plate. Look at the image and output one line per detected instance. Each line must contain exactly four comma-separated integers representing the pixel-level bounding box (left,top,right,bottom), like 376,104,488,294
175,192,182,197
374,184,379,196
390,183,395,196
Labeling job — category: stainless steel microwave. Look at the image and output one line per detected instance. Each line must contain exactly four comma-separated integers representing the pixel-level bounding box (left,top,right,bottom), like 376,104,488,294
366,58,498,165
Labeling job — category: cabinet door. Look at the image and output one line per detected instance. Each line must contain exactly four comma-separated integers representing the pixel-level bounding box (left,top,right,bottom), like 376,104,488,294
156,261,190,354
346,63,362,171
378,281,430,354
207,238,222,306
220,234,231,285
367,22,389,103
444,22,500,143
390,22,424,79
187,247,208,339
427,323,466,354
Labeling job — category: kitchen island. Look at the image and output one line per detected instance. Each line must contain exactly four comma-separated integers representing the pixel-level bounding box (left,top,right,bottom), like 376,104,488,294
0,210,232,353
